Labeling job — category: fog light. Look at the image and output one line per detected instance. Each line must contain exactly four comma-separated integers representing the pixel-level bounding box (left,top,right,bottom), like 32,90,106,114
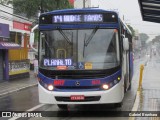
102,84,109,90
48,84,54,91
118,77,121,81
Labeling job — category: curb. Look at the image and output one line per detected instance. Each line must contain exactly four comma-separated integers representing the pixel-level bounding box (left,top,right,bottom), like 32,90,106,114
128,90,140,120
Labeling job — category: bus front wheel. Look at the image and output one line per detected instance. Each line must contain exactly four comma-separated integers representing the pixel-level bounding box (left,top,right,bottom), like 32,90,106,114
57,104,68,110
114,102,122,108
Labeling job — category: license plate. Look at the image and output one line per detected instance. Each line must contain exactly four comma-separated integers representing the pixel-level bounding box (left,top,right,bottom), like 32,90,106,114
70,95,85,100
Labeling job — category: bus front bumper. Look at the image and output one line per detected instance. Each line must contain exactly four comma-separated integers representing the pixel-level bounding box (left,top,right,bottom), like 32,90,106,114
38,80,124,105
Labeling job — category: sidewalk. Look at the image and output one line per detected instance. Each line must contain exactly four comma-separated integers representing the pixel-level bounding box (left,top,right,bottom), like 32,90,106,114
0,71,38,96
135,52,160,119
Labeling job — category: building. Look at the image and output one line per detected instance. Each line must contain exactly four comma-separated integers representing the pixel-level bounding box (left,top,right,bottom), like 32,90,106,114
68,0,74,6
74,0,104,8
74,0,121,19
0,4,32,81
74,0,91,8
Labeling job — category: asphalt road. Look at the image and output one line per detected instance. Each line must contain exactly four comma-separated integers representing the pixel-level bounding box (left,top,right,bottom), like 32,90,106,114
0,53,150,120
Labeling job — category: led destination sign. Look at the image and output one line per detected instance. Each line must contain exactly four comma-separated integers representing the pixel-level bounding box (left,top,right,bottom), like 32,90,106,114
40,12,118,24
44,59,72,66
52,14,103,23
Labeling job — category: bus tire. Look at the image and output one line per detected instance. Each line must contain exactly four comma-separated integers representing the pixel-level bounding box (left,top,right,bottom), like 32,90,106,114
128,73,132,90
114,102,122,108
57,104,68,110
124,77,127,93
128,80,131,90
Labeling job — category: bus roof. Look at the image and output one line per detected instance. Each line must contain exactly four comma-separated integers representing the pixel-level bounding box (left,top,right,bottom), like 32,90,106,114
39,8,126,30
41,8,118,15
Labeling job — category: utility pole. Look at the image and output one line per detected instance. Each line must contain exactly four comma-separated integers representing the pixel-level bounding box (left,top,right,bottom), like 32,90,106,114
40,0,43,13
40,0,42,13
56,0,59,9
83,0,85,8
38,0,43,17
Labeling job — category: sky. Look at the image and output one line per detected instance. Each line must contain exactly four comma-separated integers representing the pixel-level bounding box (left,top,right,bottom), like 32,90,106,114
92,0,160,41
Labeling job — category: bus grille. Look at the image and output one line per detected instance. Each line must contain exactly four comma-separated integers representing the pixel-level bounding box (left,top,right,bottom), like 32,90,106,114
55,96,101,102
39,66,120,79
55,86,101,90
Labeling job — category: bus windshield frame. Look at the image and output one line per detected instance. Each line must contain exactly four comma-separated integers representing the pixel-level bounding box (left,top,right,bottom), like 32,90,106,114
39,28,120,71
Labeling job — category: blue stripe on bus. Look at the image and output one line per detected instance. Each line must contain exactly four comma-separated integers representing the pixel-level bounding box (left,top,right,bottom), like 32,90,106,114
38,69,121,92
39,24,119,30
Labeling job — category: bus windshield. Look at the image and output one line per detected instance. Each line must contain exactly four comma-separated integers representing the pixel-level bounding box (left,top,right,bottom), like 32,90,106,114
39,29,120,70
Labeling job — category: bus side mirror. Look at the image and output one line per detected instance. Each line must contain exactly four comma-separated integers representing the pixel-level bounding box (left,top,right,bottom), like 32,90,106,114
29,24,38,45
123,38,129,51
29,32,35,45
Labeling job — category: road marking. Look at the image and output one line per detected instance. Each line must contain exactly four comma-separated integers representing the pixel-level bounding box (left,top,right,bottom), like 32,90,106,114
128,90,140,120
132,91,140,111
8,104,45,120
0,83,37,97
26,103,45,111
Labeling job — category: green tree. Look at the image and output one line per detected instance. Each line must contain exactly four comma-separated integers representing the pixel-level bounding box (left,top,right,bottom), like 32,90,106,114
12,0,73,18
139,33,149,47
152,35,160,44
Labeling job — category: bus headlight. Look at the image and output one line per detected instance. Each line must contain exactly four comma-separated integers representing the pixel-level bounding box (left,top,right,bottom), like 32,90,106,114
48,84,54,91
102,76,121,90
102,84,109,90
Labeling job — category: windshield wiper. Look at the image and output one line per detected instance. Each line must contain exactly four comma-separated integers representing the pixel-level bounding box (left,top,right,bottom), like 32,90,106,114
83,27,98,57
43,34,53,55
58,29,72,45
84,27,98,47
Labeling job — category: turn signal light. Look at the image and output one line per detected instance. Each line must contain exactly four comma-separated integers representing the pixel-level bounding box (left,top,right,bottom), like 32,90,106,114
48,85,54,91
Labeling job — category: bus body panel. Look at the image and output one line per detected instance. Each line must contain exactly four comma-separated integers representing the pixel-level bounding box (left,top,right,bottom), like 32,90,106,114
39,24,119,30
36,8,133,106
38,80,124,104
